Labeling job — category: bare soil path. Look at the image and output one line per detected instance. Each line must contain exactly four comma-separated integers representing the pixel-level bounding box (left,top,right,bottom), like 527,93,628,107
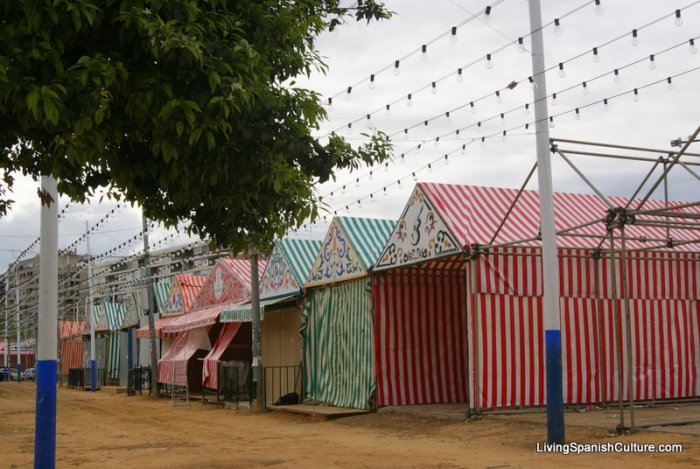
1,382,699,468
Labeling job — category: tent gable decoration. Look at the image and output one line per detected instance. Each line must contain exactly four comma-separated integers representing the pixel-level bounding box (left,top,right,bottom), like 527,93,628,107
261,239,322,299
304,217,395,288
163,274,206,317
375,185,463,270
191,259,257,311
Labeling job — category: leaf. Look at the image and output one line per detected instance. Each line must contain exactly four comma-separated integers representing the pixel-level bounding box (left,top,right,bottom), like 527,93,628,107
176,121,184,136
26,90,41,120
43,98,59,125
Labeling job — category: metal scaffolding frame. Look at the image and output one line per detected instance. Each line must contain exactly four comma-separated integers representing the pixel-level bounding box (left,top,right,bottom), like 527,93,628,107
469,125,700,434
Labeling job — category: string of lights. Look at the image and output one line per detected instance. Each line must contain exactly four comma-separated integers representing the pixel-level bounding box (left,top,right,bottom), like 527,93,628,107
302,65,700,230
330,2,700,138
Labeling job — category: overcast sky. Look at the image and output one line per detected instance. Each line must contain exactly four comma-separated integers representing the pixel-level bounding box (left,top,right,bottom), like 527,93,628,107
1,0,699,273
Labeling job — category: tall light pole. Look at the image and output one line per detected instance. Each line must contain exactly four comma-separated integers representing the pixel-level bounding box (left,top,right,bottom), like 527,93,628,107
86,222,96,391
142,212,159,397
250,252,262,410
528,0,564,443
3,277,8,381
34,175,59,467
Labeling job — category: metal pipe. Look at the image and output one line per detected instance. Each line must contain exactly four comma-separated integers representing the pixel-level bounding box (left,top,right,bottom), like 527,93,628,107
636,125,700,211
679,161,700,181
142,212,159,397
624,159,663,210
593,255,606,407
553,149,700,166
550,138,700,157
250,252,263,411
619,226,636,431
608,232,625,432
86,222,96,392
636,211,700,220
488,162,537,246
34,175,58,467
528,0,564,443
631,201,700,215
554,149,614,208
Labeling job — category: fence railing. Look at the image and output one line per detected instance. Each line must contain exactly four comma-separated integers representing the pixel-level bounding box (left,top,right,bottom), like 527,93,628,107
68,368,105,390
127,367,151,396
220,362,254,409
264,365,302,406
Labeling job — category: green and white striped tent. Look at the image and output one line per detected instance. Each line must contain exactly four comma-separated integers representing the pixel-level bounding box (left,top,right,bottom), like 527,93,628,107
220,238,322,322
152,280,171,314
301,216,395,409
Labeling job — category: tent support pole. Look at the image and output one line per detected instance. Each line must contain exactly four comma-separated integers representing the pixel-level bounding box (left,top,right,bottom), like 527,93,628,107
678,161,700,181
470,253,481,417
488,162,537,246
608,231,626,433
549,137,700,157
635,125,700,212
619,225,636,432
553,148,614,209
592,251,606,407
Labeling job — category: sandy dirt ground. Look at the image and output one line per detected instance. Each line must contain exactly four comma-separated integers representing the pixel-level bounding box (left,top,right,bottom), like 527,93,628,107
2,382,699,468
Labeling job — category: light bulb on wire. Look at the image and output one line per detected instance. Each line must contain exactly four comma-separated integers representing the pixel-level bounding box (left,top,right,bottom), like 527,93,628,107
445,112,451,124
667,77,674,91
549,116,555,128
592,47,600,63
501,131,507,142
483,5,491,24
558,63,565,78
470,101,476,114
406,93,413,107
631,29,639,46
393,60,400,76
675,9,683,27
431,82,438,95
613,69,621,83
633,88,639,102
528,76,536,90
582,81,589,95
345,86,352,100
385,104,391,117
595,0,603,15
486,53,493,69
649,55,656,70
554,18,562,36
368,74,375,89
421,44,428,61
456,68,463,83
517,37,525,53
690,39,697,54
450,26,457,44
575,108,581,120
523,103,530,116
603,98,609,111
551,93,557,106
461,144,467,155
495,90,502,104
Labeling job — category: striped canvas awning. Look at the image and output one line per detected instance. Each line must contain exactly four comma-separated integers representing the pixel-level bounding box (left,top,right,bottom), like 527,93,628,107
161,302,237,334
135,317,179,339
219,296,295,323
304,216,395,288
260,239,321,299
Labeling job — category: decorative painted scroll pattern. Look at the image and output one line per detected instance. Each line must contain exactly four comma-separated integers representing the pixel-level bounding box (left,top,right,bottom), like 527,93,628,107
306,221,365,285
376,187,461,269
191,264,249,310
260,244,299,298
163,290,184,317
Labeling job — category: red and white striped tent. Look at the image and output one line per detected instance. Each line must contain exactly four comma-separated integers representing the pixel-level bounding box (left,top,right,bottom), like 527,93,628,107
373,182,699,410
157,258,265,390
59,321,84,377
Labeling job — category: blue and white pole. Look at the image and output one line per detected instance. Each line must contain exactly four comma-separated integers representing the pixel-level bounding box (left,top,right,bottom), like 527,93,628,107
86,222,96,392
528,0,564,443
35,175,58,468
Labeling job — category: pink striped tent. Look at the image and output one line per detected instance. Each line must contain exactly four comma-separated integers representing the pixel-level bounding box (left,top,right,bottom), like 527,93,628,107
374,183,700,410
157,257,264,390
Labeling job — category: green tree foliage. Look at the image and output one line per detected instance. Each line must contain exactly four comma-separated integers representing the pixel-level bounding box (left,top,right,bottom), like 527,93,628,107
0,0,392,250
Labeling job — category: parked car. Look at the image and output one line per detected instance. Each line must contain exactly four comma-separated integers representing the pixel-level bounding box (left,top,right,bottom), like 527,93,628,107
23,368,35,381
0,367,21,381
